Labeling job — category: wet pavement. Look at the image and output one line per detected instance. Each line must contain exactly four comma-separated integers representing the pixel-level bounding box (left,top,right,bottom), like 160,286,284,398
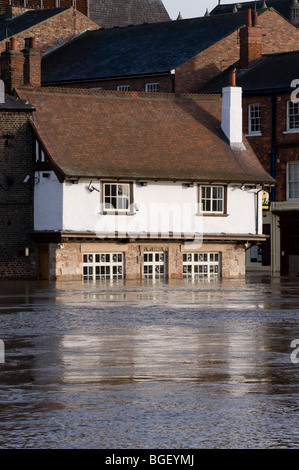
0,274,299,448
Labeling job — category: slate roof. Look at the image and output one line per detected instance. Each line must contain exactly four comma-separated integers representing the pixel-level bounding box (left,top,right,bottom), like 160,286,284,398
89,0,170,28
17,88,274,185
211,0,295,21
199,51,299,94
0,93,34,110
0,8,68,42
42,11,251,85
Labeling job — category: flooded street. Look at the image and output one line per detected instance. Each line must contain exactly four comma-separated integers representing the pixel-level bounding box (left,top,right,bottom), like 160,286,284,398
1,275,299,449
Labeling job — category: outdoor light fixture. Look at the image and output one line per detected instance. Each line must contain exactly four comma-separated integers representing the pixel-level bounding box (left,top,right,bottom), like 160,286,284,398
88,181,99,192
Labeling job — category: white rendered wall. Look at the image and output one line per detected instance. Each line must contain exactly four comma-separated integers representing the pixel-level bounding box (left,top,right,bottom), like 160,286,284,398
34,176,262,237
34,171,63,231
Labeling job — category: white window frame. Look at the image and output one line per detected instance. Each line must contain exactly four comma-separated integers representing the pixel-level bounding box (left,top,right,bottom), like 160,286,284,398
117,85,130,91
103,182,131,213
248,103,262,136
287,162,299,200
183,252,220,279
83,253,124,280
143,252,166,279
199,185,225,214
286,100,299,133
145,83,159,93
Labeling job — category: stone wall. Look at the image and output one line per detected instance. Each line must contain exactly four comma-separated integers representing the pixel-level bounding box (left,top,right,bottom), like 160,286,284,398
48,240,246,281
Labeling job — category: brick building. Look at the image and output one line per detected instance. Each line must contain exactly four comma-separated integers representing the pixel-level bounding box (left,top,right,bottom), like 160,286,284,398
211,0,299,28
0,80,35,278
41,8,299,93
200,10,299,276
0,6,99,54
0,0,170,27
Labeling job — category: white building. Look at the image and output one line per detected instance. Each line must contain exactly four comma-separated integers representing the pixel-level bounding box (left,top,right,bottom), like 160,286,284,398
18,82,274,281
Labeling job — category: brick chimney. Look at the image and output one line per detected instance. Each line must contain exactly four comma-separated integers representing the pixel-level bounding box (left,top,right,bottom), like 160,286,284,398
239,9,262,69
0,37,25,94
23,37,41,88
0,37,41,93
221,67,244,150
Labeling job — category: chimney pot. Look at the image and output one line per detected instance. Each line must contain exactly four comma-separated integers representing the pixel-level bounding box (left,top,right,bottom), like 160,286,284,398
29,37,36,49
229,67,236,87
9,37,17,51
252,10,258,26
246,8,252,27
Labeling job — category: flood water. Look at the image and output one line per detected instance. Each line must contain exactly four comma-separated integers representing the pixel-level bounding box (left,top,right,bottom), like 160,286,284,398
1,274,299,449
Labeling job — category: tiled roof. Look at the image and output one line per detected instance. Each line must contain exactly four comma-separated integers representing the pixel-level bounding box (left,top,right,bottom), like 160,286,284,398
42,11,250,84
199,51,299,93
89,0,170,28
17,88,274,184
0,8,67,42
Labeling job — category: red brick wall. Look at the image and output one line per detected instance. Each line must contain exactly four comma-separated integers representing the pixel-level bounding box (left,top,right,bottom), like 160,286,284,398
0,0,87,16
48,74,173,92
175,9,299,93
0,7,99,54
275,93,299,201
243,95,272,174
244,92,299,202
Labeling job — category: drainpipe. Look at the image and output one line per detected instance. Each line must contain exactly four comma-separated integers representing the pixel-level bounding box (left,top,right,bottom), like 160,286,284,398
256,187,264,234
270,93,276,201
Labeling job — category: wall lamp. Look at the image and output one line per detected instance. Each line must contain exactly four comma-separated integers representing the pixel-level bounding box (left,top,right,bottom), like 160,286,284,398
88,181,99,192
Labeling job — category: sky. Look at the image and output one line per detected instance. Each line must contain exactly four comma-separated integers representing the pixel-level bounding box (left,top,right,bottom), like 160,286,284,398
162,0,249,19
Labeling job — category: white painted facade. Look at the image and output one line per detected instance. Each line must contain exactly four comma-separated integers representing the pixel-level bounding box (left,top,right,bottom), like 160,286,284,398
34,171,263,238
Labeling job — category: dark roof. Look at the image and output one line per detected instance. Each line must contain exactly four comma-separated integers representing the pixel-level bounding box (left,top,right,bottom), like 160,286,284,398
89,0,170,28
199,50,299,94
42,11,251,84
0,93,34,110
0,8,67,42
211,1,296,23
17,88,274,185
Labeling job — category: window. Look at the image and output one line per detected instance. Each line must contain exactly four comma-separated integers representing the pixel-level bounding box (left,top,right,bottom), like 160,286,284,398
83,253,124,280
145,83,159,93
35,140,45,163
144,252,166,279
287,162,299,200
103,183,131,212
248,103,261,135
287,101,299,132
199,185,225,214
117,85,130,91
183,253,220,279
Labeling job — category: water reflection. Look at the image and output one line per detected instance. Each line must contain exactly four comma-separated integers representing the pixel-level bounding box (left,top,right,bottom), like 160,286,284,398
0,275,299,448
